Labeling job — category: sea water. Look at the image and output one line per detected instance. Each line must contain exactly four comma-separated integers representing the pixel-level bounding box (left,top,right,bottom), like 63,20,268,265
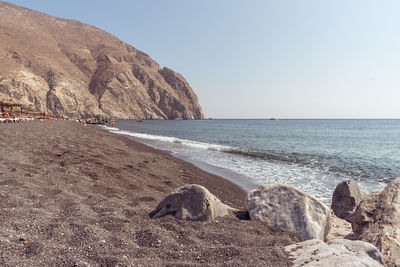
102,119,400,204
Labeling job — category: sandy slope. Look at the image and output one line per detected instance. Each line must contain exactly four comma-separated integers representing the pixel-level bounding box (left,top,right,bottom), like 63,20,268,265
0,120,297,266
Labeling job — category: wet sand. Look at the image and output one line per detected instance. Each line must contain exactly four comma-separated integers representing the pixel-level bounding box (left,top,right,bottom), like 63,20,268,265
0,120,297,266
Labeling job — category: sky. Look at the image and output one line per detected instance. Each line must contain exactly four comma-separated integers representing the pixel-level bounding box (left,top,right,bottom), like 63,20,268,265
5,0,400,118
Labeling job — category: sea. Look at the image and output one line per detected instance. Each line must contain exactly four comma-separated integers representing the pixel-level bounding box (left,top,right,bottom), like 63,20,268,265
101,119,400,204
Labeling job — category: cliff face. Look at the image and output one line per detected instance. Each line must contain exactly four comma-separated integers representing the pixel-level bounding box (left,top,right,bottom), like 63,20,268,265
0,2,204,119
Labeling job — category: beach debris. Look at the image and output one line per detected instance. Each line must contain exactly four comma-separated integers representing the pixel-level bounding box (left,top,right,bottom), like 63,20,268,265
19,238,29,245
285,239,384,267
0,118,33,123
246,184,331,241
331,180,364,222
351,177,400,266
149,184,233,221
84,116,112,125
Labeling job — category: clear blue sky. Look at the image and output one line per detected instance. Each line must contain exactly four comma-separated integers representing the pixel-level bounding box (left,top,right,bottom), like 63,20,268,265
6,0,400,118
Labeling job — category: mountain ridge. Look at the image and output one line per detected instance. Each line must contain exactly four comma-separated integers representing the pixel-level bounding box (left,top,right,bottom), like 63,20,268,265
0,1,204,119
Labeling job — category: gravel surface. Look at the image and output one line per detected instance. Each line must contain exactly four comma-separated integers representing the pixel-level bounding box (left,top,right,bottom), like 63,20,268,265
0,120,297,266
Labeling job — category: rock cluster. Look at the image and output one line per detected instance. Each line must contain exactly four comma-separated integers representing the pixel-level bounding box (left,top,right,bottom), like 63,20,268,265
0,2,204,120
151,178,400,266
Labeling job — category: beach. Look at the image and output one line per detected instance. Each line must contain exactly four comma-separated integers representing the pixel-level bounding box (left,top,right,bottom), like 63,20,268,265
0,120,297,266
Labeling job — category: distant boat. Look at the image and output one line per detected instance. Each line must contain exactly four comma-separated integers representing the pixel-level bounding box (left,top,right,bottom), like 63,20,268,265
270,118,277,120
136,119,143,122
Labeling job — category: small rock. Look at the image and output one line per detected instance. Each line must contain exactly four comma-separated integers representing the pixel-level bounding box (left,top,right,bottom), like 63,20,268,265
246,184,331,241
285,239,384,266
149,184,233,221
331,180,364,222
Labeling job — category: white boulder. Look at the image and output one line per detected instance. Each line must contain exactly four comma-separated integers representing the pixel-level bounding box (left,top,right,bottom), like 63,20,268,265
149,184,232,221
246,184,331,241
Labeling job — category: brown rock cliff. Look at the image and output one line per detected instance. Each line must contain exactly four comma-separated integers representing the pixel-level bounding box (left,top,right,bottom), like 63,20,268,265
0,2,204,119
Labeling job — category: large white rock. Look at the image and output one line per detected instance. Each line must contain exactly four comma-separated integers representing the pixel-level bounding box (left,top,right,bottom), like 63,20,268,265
246,184,331,241
149,184,232,221
351,177,400,266
285,239,384,267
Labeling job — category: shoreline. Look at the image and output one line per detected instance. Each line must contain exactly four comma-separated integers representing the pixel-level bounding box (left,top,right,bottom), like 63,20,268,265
99,124,260,193
107,119,397,205
0,120,297,266
93,124,249,209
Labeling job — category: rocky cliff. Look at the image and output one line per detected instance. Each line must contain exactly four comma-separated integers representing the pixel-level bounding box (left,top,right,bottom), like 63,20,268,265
0,2,204,119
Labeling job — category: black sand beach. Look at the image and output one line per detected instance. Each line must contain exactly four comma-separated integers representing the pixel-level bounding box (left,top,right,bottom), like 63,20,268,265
0,120,297,266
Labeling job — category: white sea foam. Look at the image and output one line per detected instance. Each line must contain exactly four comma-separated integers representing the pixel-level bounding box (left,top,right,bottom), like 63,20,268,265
99,125,120,131
103,126,232,151
101,125,386,205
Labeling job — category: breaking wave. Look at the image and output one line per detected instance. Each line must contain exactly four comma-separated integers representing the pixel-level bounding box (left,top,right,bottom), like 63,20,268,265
102,126,233,151
101,125,396,183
